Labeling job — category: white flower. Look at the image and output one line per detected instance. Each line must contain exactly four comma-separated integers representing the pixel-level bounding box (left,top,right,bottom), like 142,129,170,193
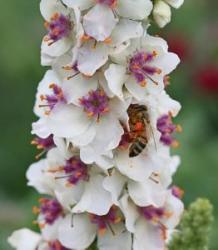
8,224,71,250
28,146,114,215
73,19,143,76
32,70,129,168
153,1,172,28
103,169,168,208
58,208,131,250
63,0,153,21
8,229,41,250
40,0,83,65
26,147,85,208
105,35,180,101
119,191,184,250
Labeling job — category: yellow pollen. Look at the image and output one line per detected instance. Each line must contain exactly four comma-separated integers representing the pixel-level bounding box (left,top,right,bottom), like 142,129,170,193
44,21,49,29
47,166,64,173
164,211,173,219
49,83,56,89
40,95,46,101
140,80,147,87
98,228,106,236
82,74,92,79
87,112,94,117
171,140,180,148
63,65,73,71
80,34,91,42
152,50,158,57
65,182,74,188
132,63,140,70
176,124,183,133
31,140,37,145
32,206,40,214
43,36,50,42
114,217,122,224
36,145,44,150
156,68,162,74
51,12,60,21
104,37,112,44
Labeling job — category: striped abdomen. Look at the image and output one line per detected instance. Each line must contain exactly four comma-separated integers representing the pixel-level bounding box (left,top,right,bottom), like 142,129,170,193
129,136,148,158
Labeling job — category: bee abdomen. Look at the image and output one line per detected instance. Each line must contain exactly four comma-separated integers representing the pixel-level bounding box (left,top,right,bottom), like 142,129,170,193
129,137,147,158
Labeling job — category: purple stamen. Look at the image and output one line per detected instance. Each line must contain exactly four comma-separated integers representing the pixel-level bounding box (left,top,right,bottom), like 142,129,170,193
45,13,72,43
129,51,161,86
157,114,179,146
80,90,109,119
90,206,121,235
31,135,54,151
39,198,63,225
63,157,89,185
40,84,66,113
139,205,165,221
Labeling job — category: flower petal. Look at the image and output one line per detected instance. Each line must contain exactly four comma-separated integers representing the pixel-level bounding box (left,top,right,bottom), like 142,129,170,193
128,179,167,207
133,220,165,250
165,0,184,8
83,5,117,41
8,229,41,250
117,0,153,20
62,0,93,11
72,174,113,215
119,194,139,233
58,214,96,249
97,224,132,250
26,159,55,195
63,74,98,105
111,19,143,47
41,37,72,58
115,150,154,182
46,104,92,138
77,41,109,76
40,0,68,21
103,170,126,205
105,64,127,100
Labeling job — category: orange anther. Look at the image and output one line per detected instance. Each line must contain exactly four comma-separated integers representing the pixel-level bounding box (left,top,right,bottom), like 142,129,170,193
104,37,112,44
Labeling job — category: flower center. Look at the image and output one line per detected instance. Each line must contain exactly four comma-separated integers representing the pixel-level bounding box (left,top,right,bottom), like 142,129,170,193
96,0,117,8
33,198,63,226
62,157,89,185
129,51,162,86
48,240,70,250
157,114,182,147
139,205,171,224
48,157,89,186
80,90,109,120
44,13,72,45
31,135,55,159
90,206,122,235
40,84,66,115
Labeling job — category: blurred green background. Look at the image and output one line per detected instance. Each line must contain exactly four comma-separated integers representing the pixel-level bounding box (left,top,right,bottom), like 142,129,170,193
0,0,218,249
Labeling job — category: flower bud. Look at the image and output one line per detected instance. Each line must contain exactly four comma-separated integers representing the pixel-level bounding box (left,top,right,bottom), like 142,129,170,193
153,0,172,28
165,0,184,9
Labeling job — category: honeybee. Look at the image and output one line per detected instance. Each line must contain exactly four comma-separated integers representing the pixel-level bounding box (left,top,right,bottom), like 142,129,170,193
128,104,154,158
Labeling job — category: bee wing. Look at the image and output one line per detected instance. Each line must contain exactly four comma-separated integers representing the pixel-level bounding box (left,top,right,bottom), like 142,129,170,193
144,119,158,152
